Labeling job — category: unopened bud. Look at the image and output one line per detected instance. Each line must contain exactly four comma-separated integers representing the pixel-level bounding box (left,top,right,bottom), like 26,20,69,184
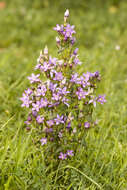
56,36,60,44
64,9,69,17
73,48,79,55
44,46,48,55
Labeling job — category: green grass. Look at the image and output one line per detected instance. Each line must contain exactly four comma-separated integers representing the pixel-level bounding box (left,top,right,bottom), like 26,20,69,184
0,0,127,189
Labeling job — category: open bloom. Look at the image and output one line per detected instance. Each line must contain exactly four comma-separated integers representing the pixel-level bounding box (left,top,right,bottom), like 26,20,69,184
67,150,74,157
25,88,33,96
84,122,90,129
28,73,40,84
32,101,40,112
70,73,80,83
52,93,61,101
40,62,53,72
97,95,106,104
20,93,32,108
40,98,48,108
59,152,67,160
76,88,88,100
40,138,47,146
57,87,70,95
47,120,54,127
55,114,64,125
53,72,63,81
36,84,47,96
36,115,44,124
63,24,76,40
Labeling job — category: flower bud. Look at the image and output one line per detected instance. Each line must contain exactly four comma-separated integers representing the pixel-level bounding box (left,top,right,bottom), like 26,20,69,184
44,45,48,55
64,9,69,17
27,115,32,121
73,48,79,55
56,36,60,44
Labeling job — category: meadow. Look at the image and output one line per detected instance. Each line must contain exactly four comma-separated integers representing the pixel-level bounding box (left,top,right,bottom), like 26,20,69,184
0,0,127,189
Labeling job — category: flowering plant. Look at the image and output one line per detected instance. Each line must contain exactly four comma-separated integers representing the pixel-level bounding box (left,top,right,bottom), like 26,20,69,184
20,9,106,161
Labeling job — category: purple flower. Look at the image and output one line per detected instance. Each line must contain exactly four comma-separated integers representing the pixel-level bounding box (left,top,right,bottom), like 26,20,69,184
27,115,32,121
28,73,40,84
49,82,57,92
53,72,63,81
32,111,37,117
52,93,61,101
76,88,88,100
54,24,61,32
40,62,52,72
32,101,40,112
40,138,47,146
36,115,44,124
48,102,60,108
73,57,82,65
20,93,32,108
35,84,47,96
47,120,54,127
63,24,76,39
97,95,106,104
80,75,90,88
58,152,67,160
70,37,76,45
49,56,57,66
70,73,80,83
84,122,90,129
40,98,48,108
35,63,41,70
67,150,74,157
54,114,64,125
62,97,69,107
83,72,92,82
57,87,70,95
25,88,32,96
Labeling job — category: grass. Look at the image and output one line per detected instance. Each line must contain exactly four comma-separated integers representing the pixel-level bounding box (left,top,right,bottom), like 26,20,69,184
0,0,127,189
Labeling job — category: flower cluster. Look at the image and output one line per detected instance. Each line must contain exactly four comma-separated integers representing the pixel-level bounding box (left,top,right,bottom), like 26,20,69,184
20,9,106,160
59,150,74,160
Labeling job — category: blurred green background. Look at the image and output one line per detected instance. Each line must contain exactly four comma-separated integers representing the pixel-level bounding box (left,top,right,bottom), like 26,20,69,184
0,0,127,189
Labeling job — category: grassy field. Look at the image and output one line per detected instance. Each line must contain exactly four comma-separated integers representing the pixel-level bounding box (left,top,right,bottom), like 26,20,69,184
0,0,127,189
